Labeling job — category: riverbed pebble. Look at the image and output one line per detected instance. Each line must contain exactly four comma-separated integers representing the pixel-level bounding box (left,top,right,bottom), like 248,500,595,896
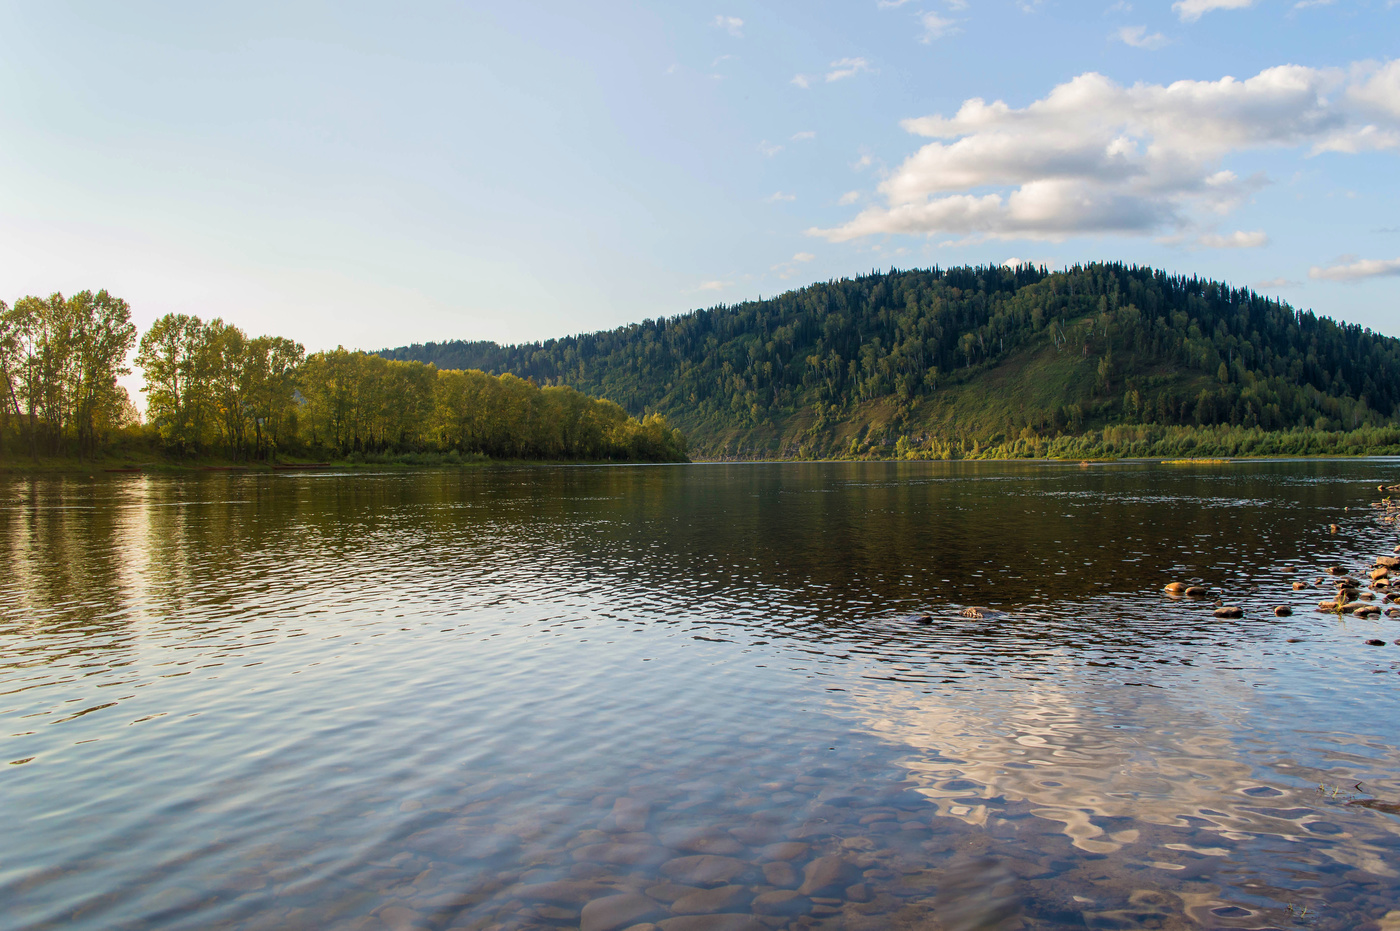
1213,606,1244,618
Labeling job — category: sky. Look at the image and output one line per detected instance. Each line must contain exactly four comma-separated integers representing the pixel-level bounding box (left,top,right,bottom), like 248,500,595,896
1,0,1398,377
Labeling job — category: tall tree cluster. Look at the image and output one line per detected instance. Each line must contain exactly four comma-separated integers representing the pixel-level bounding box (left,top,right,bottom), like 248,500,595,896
383,263,1400,454
2,297,687,463
0,291,138,458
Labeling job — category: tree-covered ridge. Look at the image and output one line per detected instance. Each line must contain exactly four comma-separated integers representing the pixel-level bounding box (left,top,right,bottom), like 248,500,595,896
1,302,687,464
383,263,1400,457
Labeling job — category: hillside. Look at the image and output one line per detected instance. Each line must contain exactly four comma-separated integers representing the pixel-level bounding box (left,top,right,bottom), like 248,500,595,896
382,263,1400,459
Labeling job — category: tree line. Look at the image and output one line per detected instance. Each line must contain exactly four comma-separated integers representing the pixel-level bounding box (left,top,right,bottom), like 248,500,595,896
1,297,687,463
383,263,1400,457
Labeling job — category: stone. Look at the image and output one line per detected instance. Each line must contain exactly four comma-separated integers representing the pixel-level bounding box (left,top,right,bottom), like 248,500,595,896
1213,606,1244,618
657,917,766,931
581,894,666,931
1328,563,1347,573
1388,607,1400,618
758,842,807,862
752,890,813,916
1164,582,1187,594
378,906,427,931
669,885,752,915
514,882,614,905
1378,555,1400,569
644,883,702,904
1293,581,1308,590
1317,601,1340,612
573,844,669,866
609,799,651,833
1365,639,1386,646
1185,586,1209,597
799,856,860,897
659,830,744,856
1274,605,1293,617
845,883,872,902
761,861,799,888
661,856,749,886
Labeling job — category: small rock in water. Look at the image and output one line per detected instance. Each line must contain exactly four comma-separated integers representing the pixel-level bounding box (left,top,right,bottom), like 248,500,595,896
1328,524,1339,534
1377,555,1400,569
1328,564,1347,574
609,798,651,833
797,855,860,897
1164,582,1188,594
1185,586,1210,598
1365,639,1386,647
934,858,1022,931
1317,601,1340,612
580,893,665,931
1387,607,1400,618
1274,605,1292,617
1214,606,1244,619
1292,581,1308,590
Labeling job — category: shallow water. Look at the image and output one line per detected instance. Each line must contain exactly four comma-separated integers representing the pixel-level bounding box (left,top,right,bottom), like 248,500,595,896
3,460,1400,931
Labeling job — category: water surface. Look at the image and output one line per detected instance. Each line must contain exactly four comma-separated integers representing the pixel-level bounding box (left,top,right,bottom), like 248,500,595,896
4,460,1400,931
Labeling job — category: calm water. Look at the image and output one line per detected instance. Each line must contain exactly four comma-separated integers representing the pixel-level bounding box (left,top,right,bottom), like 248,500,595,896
3,461,1400,931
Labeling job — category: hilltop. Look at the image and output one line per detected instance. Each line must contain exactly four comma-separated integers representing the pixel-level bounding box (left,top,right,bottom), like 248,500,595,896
382,263,1400,459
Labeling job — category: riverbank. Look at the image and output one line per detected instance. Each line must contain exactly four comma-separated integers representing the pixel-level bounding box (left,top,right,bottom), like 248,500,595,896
0,452,677,476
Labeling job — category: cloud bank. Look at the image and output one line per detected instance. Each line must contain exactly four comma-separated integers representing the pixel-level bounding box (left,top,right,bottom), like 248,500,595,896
1309,256,1400,281
812,62,1400,244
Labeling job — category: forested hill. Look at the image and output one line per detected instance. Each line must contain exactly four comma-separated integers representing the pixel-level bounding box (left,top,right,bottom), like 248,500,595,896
382,263,1400,459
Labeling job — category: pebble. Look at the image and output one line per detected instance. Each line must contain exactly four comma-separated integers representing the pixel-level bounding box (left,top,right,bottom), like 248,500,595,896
1365,639,1386,647
1164,582,1187,594
761,861,799,888
1213,606,1244,618
658,830,743,856
798,856,860,897
1292,581,1308,590
609,799,651,833
660,856,749,886
1185,586,1209,598
656,916,766,931
514,882,614,905
1274,605,1292,617
580,893,666,931
751,890,812,916
669,884,752,915
758,842,808,862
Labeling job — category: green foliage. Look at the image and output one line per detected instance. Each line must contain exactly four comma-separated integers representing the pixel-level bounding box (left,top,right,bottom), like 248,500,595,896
0,291,138,458
383,262,1400,458
4,299,687,465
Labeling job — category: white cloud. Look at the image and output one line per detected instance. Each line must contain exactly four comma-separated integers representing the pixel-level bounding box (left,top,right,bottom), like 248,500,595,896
698,280,729,291
765,191,797,203
1200,229,1269,248
1309,256,1400,281
791,74,812,89
712,15,744,37
838,190,861,205
1173,0,1255,21
771,251,818,279
791,131,817,141
1255,277,1301,289
1294,0,1335,7
878,0,914,6
810,62,1400,244
1113,25,1169,48
852,153,874,171
758,140,784,157
826,57,873,82
919,13,960,41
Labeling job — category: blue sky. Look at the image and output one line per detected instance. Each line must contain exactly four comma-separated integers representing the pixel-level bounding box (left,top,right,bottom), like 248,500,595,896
1,0,1397,364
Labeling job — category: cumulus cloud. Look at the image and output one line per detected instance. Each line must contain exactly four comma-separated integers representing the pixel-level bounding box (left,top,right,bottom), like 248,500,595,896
1113,25,1169,48
838,190,861,205
827,57,873,82
810,62,1400,244
1173,0,1255,21
791,74,811,89
1309,256,1400,281
771,251,818,279
1199,230,1269,248
712,15,744,37
919,13,960,41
